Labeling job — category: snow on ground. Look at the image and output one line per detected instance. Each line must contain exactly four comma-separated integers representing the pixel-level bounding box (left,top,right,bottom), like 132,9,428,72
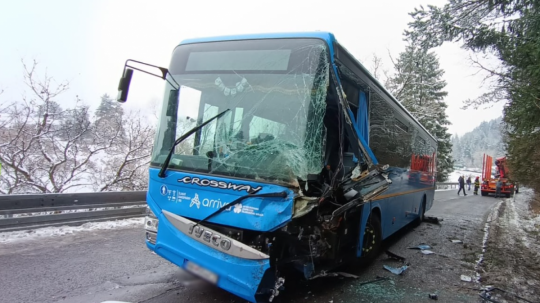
505,188,540,252
8,204,144,218
445,169,483,183
0,217,144,244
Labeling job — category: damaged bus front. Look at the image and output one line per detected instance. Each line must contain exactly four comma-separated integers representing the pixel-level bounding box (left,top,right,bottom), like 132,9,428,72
116,32,436,303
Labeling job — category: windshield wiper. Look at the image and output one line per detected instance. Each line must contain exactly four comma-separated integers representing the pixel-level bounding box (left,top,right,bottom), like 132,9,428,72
190,191,288,230
158,108,231,178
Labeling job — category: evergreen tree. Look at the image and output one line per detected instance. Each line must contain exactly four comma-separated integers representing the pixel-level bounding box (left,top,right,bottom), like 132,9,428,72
387,45,454,182
451,117,505,168
96,93,124,121
405,0,540,190
93,94,124,140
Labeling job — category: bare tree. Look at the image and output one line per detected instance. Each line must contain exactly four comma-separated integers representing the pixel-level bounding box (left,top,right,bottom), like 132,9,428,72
0,60,120,193
0,60,154,194
90,109,155,192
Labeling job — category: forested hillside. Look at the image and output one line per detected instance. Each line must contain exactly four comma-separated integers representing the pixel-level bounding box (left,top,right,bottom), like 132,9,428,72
451,117,504,168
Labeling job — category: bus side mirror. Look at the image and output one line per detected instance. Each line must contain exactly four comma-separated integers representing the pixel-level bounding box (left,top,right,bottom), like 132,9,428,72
117,68,134,103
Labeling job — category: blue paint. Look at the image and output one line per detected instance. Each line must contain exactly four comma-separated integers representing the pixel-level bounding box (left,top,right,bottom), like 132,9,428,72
148,168,294,232
346,107,379,165
178,31,337,58
147,191,270,302
356,166,435,257
358,91,369,145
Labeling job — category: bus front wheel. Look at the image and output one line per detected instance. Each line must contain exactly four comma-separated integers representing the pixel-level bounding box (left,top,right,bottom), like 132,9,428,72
361,214,382,262
413,197,426,227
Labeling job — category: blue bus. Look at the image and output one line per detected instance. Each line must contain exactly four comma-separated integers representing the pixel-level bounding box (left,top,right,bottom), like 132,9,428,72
116,31,437,303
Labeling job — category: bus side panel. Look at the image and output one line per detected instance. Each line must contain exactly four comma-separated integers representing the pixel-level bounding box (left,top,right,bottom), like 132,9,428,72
426,188,435,212
356,189,435,257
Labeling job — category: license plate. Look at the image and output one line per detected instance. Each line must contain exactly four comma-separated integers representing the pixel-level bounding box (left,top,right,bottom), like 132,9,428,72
185,260,218,284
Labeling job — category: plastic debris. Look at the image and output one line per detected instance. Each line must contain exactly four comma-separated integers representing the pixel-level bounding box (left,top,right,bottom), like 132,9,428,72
383,264,408,275
421,250,435,255
451,239,463,243
460,275,472,282
428,293,438,300
385,250,406,262
408,244,431,250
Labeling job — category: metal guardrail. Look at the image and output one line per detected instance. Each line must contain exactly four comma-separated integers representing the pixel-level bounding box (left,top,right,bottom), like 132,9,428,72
0,191,147,232
436,182,460,189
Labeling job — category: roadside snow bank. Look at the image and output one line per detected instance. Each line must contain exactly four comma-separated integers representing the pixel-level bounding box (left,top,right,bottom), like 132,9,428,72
506,188,540,252
0,217,144,244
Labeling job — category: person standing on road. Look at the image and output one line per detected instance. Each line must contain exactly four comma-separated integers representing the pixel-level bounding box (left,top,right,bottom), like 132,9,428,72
466,176,472,191
495,179,503,198
458,176,467,196
474,176,480,195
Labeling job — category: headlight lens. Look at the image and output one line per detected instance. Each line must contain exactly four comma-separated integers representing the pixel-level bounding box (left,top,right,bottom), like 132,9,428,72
145,206,159,232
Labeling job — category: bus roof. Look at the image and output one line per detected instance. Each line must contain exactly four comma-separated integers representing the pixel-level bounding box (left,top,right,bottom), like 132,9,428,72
177,31,436,143
178,31,336,47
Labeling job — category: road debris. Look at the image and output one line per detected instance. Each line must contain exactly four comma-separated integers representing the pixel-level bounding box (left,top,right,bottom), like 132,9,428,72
428,293,438,300
460,275,472,282
421,250,435,255
424,216,442,224
479,286,535,303
309,271,359,279
358,276,391,286
451,239,463,244
385,250,406,262
408,244,431,250
383,264,408,275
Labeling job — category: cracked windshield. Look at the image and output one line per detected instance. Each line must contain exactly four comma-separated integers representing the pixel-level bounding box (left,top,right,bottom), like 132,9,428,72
151,39,329,183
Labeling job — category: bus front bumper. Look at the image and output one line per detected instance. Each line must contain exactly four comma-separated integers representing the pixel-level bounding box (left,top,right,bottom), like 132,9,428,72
145,210,277,303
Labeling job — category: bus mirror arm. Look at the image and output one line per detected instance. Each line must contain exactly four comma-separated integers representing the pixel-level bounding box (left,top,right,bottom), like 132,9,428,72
116,59,179,103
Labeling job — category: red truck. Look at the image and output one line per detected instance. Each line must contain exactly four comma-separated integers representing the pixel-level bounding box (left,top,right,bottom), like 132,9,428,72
481,154,516,197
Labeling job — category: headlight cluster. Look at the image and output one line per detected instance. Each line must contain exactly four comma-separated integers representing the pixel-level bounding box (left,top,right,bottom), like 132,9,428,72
145,206,159,233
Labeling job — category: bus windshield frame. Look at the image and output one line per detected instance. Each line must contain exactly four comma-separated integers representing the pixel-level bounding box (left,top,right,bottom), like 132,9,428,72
150,38,330,185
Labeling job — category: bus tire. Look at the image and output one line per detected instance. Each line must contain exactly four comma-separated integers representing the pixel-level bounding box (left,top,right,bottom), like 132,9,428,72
413,197,426,227
361,214,382,262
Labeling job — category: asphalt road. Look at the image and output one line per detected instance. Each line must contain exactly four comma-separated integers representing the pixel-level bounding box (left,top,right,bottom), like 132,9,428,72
0,189,500,303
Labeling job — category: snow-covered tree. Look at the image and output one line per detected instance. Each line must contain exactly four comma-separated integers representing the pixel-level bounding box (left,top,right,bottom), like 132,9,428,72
93,94,125,141
0,60,155,193
405,0,540,190
451,117,505,168
387,45,454,182
0,60,113,193
90,109,154,192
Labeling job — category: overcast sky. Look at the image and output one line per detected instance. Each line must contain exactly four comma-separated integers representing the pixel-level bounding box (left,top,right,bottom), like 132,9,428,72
1,0,505,136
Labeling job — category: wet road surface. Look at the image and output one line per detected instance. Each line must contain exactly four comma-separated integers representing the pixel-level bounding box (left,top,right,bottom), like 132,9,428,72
0,189,500,303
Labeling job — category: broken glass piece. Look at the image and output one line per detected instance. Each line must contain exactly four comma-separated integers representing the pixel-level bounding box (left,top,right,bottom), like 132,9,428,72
383,265,408,275
451,239,463,244
421,250,435,255
460,275,472,282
